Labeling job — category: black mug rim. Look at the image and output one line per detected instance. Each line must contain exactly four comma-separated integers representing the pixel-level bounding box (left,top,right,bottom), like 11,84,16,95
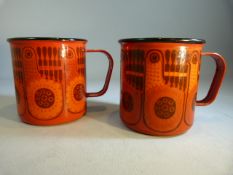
119,37,206,44
7,37,87,42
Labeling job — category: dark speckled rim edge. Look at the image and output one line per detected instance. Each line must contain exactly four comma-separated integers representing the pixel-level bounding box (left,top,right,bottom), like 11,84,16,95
7,37,87,42
119,38,206,44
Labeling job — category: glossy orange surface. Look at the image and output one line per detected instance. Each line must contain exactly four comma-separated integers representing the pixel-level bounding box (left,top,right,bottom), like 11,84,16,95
119,38,226,136
8,38,113,125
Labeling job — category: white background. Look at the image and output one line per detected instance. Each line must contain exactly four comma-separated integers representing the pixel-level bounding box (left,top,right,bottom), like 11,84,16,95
0,0,233,86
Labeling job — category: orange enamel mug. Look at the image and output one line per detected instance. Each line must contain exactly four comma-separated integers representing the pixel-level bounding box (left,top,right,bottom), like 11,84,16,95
8,37,114,125
119,38,226,136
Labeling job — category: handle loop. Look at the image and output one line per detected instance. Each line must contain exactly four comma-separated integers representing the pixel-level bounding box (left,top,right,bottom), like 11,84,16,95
86,49,114,97
196,52,226,106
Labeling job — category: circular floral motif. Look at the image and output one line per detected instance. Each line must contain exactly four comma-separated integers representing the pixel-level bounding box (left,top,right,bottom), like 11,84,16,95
35,88,55,108
73,84,85,101
66,77,86,113
154,97,176,119
27,79,63,120
67,48,75,59
122,92,133,112
150,52,160,63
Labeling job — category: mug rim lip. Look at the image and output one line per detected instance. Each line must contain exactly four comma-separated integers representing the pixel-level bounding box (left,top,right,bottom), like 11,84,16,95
7,37,87,42
119,37,206,44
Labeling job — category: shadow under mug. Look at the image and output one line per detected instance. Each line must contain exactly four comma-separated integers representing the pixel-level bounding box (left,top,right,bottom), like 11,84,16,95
119,37,226,136
7,37,114,125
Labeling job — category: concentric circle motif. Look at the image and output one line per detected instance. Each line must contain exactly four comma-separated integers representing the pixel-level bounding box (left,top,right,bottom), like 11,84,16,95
23,48,34,59
35,88,55,108
122,92,133,112
154,97,176,119
73,84,85,101
149,52,160,63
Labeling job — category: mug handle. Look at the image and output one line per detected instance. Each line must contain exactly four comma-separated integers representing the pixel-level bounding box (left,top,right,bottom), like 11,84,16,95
85,49,114,97
196,52,226,106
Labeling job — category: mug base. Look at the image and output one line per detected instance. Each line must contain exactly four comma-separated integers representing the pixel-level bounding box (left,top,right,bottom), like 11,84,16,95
123,123,191,137
19,111,86,126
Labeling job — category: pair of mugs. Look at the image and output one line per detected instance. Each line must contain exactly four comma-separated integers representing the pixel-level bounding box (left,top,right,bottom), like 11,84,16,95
7,37,226,136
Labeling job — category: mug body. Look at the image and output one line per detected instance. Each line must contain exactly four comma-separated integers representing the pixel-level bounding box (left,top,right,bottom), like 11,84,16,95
8,37,87,125
119,38,205,136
